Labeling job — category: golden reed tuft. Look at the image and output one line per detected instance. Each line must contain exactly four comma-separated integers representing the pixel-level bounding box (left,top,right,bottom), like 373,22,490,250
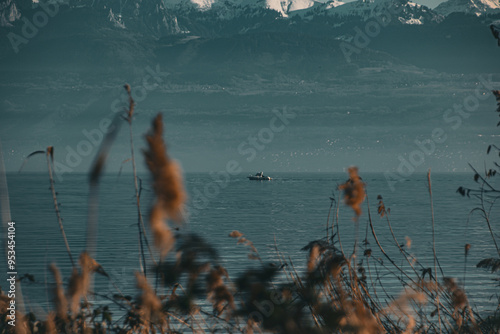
135,272,163,325
307,244,320,273
150,205,175,257
143,113,186,257
339,300,382,334
206,266,234,317
48,264,68,321
67,253,94,315
339,166,366,218
44,313,57,334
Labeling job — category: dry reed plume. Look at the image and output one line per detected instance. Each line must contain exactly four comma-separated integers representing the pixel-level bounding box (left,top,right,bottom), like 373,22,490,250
48,264,68,321
339,166,365,218
206,266,235,317
135,272,164,327
143,113,186,257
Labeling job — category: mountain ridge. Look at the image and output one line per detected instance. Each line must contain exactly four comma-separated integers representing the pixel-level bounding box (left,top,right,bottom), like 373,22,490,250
435,0,500,16
0,0,498,75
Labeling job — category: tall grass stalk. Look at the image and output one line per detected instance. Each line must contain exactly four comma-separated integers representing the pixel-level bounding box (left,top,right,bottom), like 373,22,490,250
379,195,419,278
124,84,148,276
366,192,413,284
46,147,75,268
87,114,122,258
427,169,442,334
467,164,500,257
333,190,345,257
17,146,75,268
325,195,333,240
0,139,12,266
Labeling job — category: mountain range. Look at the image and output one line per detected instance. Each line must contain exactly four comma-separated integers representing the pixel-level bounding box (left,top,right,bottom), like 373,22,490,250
1,0,500,30
161,0,500,18
0,0,498,78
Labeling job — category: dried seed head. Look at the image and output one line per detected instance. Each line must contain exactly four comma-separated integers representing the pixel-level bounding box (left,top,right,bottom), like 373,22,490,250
307,244,320,273
340,300,381,334
206,266,234,316
150,205,175,258
405,236,412,249
135,272,163,324
45,312,57,334
339,167,366,218
47,146,54,161
67,252,95,315
444,277,468,312
229,230,243,238
143,114,187,257
49,264,68,321
144,114,186,220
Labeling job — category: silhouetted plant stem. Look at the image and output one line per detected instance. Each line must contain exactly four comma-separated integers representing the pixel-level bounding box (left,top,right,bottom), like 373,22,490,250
124,85,157,276
463,215,471,290
366,191,454,323
464,163,500,254
129,120,147,274
383,210,419,278
326,195,334,240
333,190,345,257
468,163,497,193
87,113,122,259
479,186,500,257
427,169,442,334
366,192,411,281
0,140,12,267
331,191,339,242
46,147,75,269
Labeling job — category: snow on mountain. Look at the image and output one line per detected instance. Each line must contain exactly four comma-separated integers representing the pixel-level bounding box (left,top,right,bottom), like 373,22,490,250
108,8,126,29
290,0,345,18
434,0,500,16
164,0,324,16
288,0,318,11
163,0,217,10
162,0,439,23
291,0,441,24
258,0,317,15
97,0,189,35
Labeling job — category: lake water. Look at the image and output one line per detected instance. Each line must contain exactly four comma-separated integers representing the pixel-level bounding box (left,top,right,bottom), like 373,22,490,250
1,172,498,318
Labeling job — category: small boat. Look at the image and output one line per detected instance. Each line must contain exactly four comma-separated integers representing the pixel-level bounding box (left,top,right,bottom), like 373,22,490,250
248,172,272,180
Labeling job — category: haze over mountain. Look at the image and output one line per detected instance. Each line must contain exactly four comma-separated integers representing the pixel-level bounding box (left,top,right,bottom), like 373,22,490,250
0,0,499,175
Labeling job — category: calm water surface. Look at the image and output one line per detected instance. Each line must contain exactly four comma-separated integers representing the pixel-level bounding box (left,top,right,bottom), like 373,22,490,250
1,172,498,317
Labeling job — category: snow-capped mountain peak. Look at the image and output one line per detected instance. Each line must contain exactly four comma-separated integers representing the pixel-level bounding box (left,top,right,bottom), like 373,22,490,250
164,0,326,16
434,0,500,16
290,0,441,25
163,0,217,11
261,0,318,16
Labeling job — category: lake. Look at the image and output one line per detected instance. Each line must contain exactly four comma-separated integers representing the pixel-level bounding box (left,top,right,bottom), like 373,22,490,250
1,171,498,319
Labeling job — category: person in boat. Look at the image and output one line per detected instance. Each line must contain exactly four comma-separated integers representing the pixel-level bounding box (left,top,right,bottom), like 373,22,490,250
257,172,263,177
